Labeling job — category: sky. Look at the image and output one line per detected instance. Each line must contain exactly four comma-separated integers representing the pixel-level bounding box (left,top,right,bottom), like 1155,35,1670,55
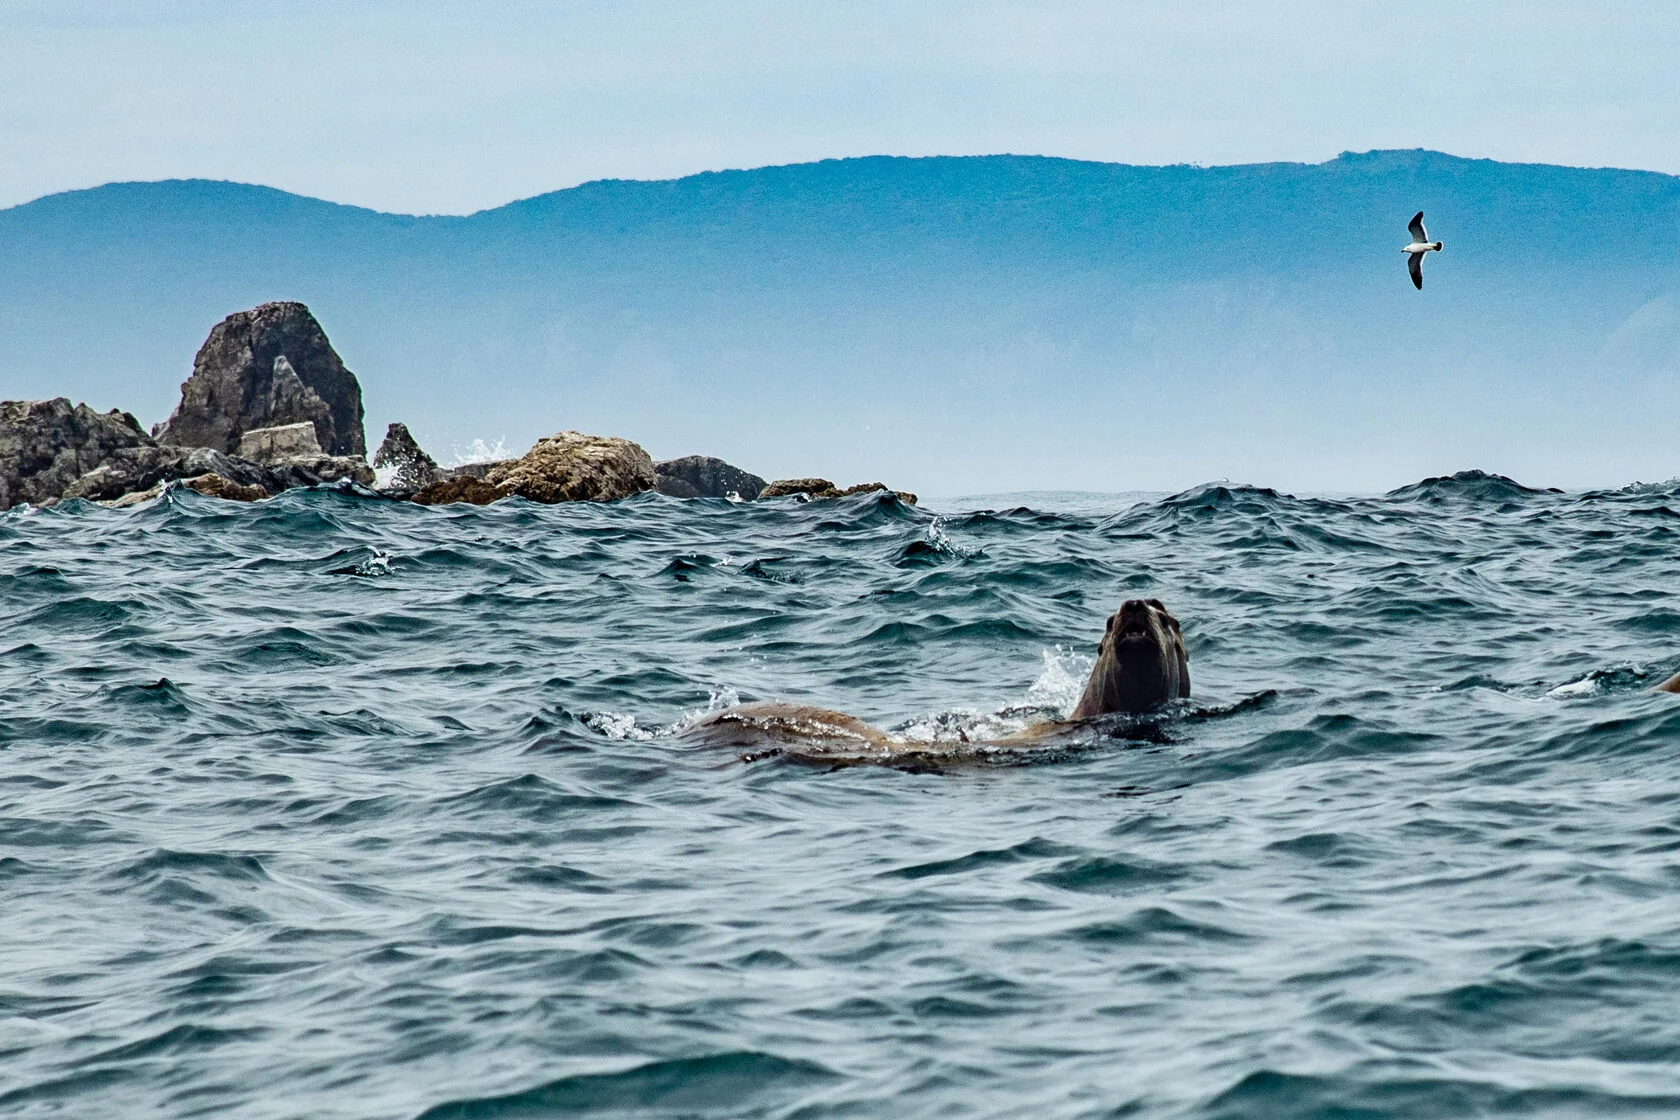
4,0,1680,214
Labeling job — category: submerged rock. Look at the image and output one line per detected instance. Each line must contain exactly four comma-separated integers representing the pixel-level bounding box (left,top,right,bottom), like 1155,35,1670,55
758,477,835,500
60,446,269,503
94,472,268,507
828,482,918,504
0,398,152,510
372,422,441,494
758,477,917,505
239,422,322,463
409,431,655,505
154,301,367,458
98,484,165,509
182,473,267,502
654,455,767,500
410,476,508,506
266,454,375,490
60,444,370,504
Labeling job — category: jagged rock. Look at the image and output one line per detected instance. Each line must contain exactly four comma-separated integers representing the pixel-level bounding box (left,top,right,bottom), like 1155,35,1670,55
654,455,767,500
239,422,322,463
183,474,267,502
410,476,509,506
0,398,151,510
372,422,440,494
154,301,367,457
757,477,917,505
758,477,835,500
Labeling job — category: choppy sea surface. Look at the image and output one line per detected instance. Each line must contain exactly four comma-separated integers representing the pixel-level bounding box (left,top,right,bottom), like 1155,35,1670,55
6,474,1680,1119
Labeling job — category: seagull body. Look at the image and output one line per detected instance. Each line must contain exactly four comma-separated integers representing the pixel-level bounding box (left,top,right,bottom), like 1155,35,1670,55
1402,211,1443,289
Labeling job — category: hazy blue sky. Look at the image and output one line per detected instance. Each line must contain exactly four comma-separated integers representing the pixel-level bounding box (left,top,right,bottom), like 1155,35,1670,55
4,1,1679,214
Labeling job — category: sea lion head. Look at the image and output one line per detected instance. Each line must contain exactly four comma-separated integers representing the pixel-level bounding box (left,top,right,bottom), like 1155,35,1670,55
1069,598,1190,719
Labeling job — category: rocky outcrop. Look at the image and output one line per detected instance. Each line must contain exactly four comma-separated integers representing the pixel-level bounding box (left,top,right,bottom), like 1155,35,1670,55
489,431,654,503
758,477,917,504
409,431,655,505
757,477,835,500
654,455,767,500
154,302,366,458
372,422,440,494
239,422,322,463
0,398,152,509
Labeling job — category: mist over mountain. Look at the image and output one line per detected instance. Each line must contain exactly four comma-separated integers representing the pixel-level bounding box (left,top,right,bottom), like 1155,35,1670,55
3,149,1678,493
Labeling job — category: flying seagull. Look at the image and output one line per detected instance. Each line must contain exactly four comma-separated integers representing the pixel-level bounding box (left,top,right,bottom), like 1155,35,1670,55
1403,211,1443,289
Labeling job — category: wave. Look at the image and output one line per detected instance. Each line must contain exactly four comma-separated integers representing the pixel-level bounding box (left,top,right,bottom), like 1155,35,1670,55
1385,468,1561,502
416,1051,840,1119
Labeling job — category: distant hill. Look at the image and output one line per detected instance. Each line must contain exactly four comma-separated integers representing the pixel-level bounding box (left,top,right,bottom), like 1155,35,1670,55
4,150,1679,492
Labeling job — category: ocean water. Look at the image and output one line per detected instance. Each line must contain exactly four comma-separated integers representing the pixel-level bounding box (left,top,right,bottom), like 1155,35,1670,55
6,474,1680,1119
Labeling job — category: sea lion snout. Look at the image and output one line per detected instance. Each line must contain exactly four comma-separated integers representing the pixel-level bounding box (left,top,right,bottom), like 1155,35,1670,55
1111,599,1158,642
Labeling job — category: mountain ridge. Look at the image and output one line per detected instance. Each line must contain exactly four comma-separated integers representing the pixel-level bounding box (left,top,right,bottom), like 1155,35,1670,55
11,148,1680,221
3,150,1679,492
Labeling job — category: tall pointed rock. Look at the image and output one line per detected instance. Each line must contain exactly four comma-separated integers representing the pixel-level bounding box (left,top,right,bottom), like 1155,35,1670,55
155,301,366,457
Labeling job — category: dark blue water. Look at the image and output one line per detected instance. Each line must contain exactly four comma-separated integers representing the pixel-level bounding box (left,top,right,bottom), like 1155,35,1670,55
6,476,1680,1119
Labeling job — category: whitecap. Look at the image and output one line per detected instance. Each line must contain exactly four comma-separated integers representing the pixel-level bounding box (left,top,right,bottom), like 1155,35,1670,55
447,437,511,466
580,711,656,740
1025,645,1094,717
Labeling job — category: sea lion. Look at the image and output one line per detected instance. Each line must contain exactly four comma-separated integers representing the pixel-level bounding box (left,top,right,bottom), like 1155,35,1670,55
1068,598,1190,718
1653,672,1680,694
682,599,1190,764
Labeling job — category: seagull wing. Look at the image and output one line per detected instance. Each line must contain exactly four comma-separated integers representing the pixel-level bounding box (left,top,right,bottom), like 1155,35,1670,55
1409,211,1428,243
1408,251,1424,290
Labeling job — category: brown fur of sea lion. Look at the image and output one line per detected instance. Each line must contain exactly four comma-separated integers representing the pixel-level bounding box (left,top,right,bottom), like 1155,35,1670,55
1068,598,1189,718
682,700,1045,768
683,701,895,757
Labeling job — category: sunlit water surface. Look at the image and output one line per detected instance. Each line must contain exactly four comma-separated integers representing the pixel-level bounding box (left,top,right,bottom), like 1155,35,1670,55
5,475,1680,1119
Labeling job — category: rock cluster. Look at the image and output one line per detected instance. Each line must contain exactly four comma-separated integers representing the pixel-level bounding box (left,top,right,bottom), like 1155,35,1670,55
1,303,375,510
655,455,767,500
0,399,151,509
1,300,910,511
